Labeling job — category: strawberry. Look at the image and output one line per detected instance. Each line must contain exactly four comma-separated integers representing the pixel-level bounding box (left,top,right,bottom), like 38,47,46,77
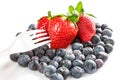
68,1,96,43
48,16,78,49
37,16,49,32
77,15,96,43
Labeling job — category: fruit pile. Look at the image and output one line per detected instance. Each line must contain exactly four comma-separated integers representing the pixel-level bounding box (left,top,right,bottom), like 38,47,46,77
10,1,114,80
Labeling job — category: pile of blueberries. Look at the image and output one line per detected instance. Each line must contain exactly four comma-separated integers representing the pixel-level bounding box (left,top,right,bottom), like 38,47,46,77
10,23,114,80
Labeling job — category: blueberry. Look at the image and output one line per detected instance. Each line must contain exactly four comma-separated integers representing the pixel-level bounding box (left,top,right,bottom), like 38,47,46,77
17,54,31,67
101,35,109,42
96,28,102,34
71,66,84,78
64,52,75,61
83,41,93,48
57,66,70,79
72,42,83,51
72,50,82,56
96,33,102,37
95,59,104,69
104,27,113,32
102,29,112,37
43,65,56,77
93,45,105,55
101,24,108,30
31,56,39,61
50,73,64,80
34,47,45,58
22,50,34,58
72,59,84,68
84,60,97,74
82,47,93,56
53,56,62,63
28,24,36,30
60,60,71,69
56,48,67,57
38,62,47,73
49,61,59,68
75,53,85,61
41,44,49,51
96,52,108,62
16,32,22,36
104,43,113,54
96,41,105,47
28,60,39,70
10,53,20,62
91,34,101,44
86,54,96,60
95,23,101,28
40,56,50,64
104,38,114,46
46,49,56,59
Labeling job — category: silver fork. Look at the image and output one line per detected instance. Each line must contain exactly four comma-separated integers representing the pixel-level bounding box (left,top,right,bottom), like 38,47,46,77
0,30,51,57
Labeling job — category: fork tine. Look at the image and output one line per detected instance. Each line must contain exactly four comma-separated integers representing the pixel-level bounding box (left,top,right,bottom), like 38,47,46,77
26,30,46,35
34,40,51,48
33,37,50,43
31,33,48,39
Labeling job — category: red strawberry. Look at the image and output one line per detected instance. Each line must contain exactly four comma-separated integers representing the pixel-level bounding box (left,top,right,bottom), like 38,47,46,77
68,1,96,43
48,16,78,49
37,16,49,32
77,15,96,43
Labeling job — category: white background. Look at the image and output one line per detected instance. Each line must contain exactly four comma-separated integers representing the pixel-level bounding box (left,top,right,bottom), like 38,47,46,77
0,0,120,80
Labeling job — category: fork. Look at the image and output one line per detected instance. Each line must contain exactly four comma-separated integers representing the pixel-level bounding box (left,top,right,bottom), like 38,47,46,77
0,30,51,57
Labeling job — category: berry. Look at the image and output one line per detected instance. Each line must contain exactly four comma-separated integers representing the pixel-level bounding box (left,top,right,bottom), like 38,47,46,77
104,43,113,54
38,62,47,73
55,48,67,57
86,54,96,60
28,60,39,70
49,61,59,68
96,41,105,47
95,23,101,28
72,42,83,51
43,65,56,77
72,59,84,68
95,59,104,69
34,47,45,58
50,73,64,80
57,66,70,79
93,45,105,55
28,24,36,30
96,28,102,34
101,24,108,30
31,56,39,61
91,34,101,44
83,41,93,48
84,59,97,74
77,15,96,43
64,52,75,61
102,29,112,37
104,38,114,46
75,53,85,61
46,49,56,59
60,60,72,69
22,50,34,58
17,55,31,67
48,16,78,49
40,56,50,64
53,56,62,63
37,16,49,31
82,47,93,56
41,44,49,51
72,50,82,56
96,52,108,62
101,35,108,42
71,66,84,78
10,53,20,62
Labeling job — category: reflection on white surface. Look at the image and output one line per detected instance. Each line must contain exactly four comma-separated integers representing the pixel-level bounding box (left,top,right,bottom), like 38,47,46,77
0,0,120,80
